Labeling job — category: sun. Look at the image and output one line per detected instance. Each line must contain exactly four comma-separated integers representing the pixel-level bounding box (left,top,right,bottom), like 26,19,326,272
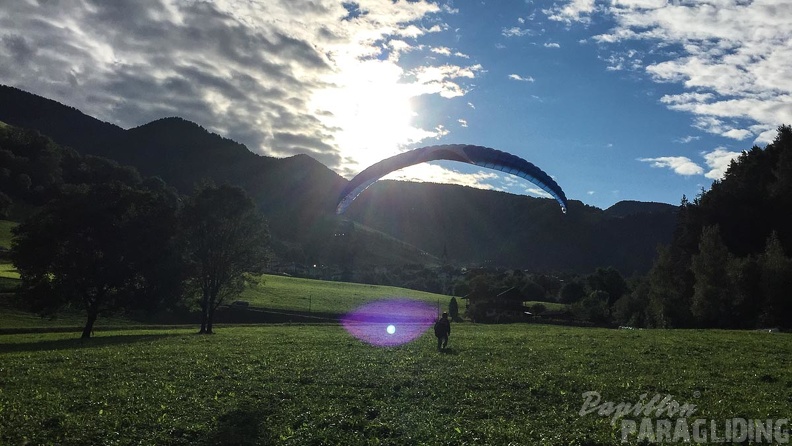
310,58,434,171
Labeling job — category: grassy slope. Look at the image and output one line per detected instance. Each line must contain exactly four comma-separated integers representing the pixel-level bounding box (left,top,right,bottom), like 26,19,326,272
241,274,454,315
0,221,19,292
0,220,15,250
0,273,454,329
0,262,19,280
0,308,136,329
0,325,788,445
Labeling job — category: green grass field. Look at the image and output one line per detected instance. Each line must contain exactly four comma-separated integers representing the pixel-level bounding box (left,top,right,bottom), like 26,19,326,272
0,232,785,444
0,262,19,280
0,324,789,445
240,274,455,315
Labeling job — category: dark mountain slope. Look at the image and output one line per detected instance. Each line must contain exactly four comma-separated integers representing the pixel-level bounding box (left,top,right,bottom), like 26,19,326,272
0,85,125,152
0,84,677,273
605,200,677,218
345,181,677,274
0,86,348,259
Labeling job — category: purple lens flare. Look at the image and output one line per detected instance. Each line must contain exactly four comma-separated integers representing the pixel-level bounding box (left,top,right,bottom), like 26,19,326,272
341,298,437,347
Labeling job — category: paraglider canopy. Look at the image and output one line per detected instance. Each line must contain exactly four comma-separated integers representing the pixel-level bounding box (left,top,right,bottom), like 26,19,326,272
336,144,568,214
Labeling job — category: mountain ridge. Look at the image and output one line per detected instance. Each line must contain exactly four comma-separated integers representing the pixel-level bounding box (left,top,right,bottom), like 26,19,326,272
0,84,676,273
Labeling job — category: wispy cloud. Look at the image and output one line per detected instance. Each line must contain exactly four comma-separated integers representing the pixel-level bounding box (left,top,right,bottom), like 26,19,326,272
544,42,561,48
675,135,701,144
508,74,535,82
501,27,534,37
458,119,468,128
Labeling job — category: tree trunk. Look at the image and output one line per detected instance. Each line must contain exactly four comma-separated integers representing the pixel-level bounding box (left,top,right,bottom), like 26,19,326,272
206,303,215,334
199,293,209,334
82,310,98,339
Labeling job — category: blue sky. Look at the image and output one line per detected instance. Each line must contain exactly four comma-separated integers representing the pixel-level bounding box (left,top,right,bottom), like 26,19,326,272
1,0,790,209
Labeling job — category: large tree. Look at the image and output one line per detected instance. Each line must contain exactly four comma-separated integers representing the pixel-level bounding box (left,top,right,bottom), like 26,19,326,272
11,182,184,337
690,225,735,328
182,184,270,334
758,232,792,328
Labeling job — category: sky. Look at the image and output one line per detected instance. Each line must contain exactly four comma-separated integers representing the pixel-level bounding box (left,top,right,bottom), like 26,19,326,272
1,0,790,209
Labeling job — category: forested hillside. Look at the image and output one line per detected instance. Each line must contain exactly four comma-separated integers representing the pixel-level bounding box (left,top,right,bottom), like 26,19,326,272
616,126,792,329
345,181,676,273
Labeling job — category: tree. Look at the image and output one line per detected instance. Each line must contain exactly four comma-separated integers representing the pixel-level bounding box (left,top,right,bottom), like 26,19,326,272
645,244,694,328
0,191,11,218
612,280,650,327
448,296,459,320
182,184,270,334
11,182,184,338
758,232,792,328
520,280,546,302
690,226,735,327
586,267,627,306
559,280,586,304
573,290,610,324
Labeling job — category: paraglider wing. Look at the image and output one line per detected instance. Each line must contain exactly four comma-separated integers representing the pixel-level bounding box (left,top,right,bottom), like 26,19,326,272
336,144,568,214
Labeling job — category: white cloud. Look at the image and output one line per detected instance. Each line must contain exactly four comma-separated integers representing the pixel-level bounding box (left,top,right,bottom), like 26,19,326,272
382,164,555,200
722,128,753,140
434,124,450,138
544,0,596,24
458,119,468,128
544,42,561,48
638,156,704,176
508,74,535,82
382,164,500,189
691,117,753,141
639,147,743,180
431,46,452,56
523,187,553,199
410,63,484,98
587,190,595,195
0,0,477,176
558,0,792,144
702,147,742,180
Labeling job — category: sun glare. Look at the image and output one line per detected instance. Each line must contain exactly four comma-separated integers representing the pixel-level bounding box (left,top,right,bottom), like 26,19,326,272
311,59,434,171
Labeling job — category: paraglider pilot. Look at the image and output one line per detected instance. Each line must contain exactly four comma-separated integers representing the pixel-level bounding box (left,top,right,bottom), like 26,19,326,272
434,312,451,351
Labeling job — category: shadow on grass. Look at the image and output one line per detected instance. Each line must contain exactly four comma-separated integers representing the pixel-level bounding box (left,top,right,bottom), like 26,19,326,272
0,333,181,354
209,399,277,446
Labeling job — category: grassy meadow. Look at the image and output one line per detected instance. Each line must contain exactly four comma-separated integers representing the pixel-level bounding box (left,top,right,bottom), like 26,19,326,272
1,220,789,444
1,323,790,445
241,274,451,315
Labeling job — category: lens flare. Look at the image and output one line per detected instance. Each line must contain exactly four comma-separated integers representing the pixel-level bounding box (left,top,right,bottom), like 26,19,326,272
342,298,436,347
